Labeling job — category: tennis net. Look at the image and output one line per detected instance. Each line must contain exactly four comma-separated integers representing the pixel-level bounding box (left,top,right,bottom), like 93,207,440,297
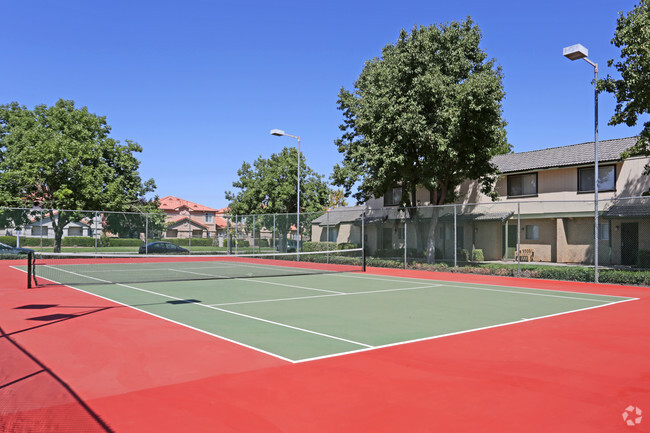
27,248,365,287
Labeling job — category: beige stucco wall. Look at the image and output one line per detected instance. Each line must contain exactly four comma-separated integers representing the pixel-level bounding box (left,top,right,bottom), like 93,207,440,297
456,156,650,205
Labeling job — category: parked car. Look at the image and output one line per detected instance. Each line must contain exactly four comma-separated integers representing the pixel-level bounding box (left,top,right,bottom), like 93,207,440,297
0,242,34,256
138,242,189,254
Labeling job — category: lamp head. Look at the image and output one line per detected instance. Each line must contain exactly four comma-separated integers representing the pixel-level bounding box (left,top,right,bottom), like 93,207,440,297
563,44,589,61
270,129,285,136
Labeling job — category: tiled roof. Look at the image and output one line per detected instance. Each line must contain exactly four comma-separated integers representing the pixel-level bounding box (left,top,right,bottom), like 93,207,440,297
492,137,638,174
602,199,650,219
159,196,218,212
311,207,366,226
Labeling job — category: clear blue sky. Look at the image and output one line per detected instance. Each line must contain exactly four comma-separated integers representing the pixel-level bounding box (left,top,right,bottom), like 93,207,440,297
2,0,643,210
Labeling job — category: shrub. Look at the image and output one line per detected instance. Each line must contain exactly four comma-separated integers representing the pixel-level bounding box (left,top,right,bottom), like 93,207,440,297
457,249,470,262
61,236,96,247
108,238,143,247
303,241,336,252
637,250,650,269
258,239,269,248
0,236,16,246
472,249,484,262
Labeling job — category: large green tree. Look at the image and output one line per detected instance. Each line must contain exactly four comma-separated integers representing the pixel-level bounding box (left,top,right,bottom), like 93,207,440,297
225,147,331,251
0,99,156,251
333,18,510,261
600,0,650,191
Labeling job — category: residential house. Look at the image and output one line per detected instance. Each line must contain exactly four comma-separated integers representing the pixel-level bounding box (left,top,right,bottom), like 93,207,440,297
159,196,224,239
315,137,650,266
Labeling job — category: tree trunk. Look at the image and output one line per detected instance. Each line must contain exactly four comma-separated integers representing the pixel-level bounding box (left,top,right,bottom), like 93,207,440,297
51,212,69,253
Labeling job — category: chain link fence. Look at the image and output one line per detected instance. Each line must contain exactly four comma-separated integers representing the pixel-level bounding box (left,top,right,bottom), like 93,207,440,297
1,198,648,283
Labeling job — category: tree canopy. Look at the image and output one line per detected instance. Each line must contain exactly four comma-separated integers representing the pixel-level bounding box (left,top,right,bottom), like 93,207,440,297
600,0,650,188
333,18,510,208
225,147,331,251
0,99,156,250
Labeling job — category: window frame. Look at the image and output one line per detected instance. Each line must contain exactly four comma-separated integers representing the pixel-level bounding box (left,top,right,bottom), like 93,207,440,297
525,224,540,240
577,164,616,193
383,187,403,207
506,172,538,198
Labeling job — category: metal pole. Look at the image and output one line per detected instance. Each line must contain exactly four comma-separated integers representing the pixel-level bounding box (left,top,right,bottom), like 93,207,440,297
297,136,301,261
39,210,43,252
517,203,521,278
145,213,149,254
253,215,256,253
404,210,408,269
593,63,599,283
327,210,330,264
454,205,457,270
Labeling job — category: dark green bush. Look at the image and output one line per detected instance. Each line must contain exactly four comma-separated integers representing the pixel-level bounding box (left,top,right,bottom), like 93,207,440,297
303,241,335,252
108,238,143,247
457,249,470,262
61,236,96,247
638,250,650,268
0,236,17,246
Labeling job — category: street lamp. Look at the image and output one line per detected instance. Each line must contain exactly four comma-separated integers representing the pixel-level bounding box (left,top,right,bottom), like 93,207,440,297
563,43,599,283
270,129,301,256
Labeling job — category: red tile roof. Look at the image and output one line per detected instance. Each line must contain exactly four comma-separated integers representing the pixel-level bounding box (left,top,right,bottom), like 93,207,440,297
159,196,218,212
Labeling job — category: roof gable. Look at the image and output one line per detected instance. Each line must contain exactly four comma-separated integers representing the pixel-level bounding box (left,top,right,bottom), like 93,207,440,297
159,196,218,212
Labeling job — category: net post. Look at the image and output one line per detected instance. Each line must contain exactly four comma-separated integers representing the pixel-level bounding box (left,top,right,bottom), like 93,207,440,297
27,251,33,288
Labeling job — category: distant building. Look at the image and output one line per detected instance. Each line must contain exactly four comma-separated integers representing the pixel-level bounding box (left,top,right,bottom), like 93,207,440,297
158,196,225,239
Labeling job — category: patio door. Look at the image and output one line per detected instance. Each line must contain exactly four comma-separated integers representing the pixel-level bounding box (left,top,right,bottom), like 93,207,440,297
502,224,517,260
621,222,638,266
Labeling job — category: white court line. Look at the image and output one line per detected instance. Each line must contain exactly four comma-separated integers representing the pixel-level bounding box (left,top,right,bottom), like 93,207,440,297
210,284,442,307
294,296,639,363
32,265,640,364
333,272,636,303
172,268,344,294
40,265,372,351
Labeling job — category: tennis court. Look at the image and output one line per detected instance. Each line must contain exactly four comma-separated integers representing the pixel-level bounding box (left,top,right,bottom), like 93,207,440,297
2,252,649,433
22,252,635,362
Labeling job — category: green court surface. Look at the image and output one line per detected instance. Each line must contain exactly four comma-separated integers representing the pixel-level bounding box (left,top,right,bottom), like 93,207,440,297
30,268,634,362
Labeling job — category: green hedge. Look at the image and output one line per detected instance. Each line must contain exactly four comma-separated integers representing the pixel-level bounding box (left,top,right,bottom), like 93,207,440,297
0,236,55,247
149,238,216,247
365,257,650,286
302,242,361,252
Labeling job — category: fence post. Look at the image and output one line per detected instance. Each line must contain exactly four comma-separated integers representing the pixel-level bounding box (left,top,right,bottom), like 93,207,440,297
404,208,408,269
94,211,99,253
39,209,43,252
327,210,330,264
253,215,256,253
145,213,149,254
517,202,521,278
454,205,457,270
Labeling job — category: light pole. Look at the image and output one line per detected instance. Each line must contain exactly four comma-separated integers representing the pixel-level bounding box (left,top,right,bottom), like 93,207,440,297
270,129,301,256
563,43,599,283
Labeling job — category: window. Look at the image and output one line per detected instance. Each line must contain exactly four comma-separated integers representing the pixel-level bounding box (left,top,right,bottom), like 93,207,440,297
578,165,616,192
507,173,537,197
525,225,539,240
384,187,402,206
598,222,610,241
205,213,214,223
31,226,48,236
327,226,338,243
